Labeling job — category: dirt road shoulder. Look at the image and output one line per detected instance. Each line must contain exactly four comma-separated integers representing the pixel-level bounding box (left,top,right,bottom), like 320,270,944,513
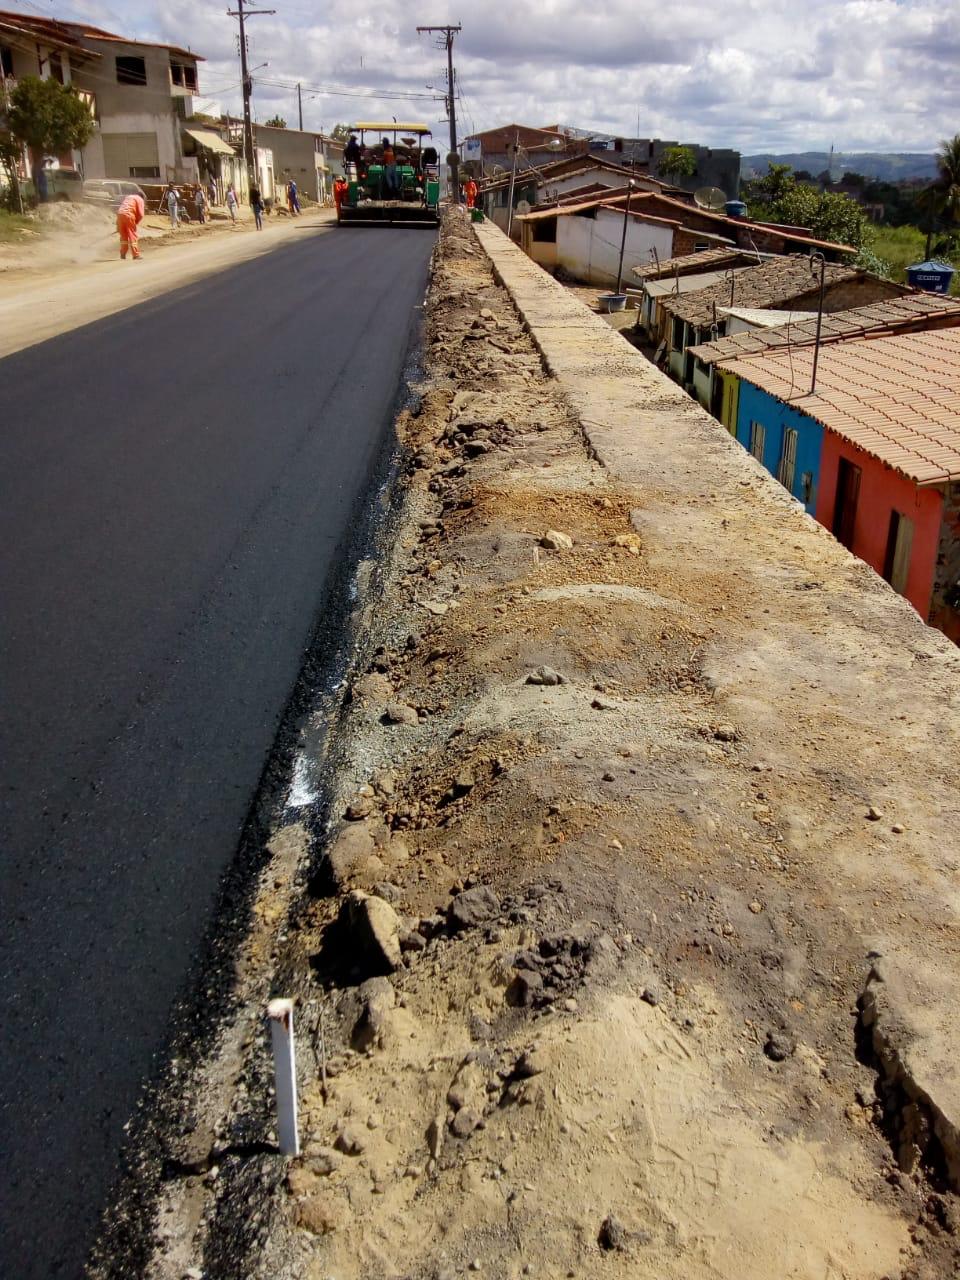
1,210,335,359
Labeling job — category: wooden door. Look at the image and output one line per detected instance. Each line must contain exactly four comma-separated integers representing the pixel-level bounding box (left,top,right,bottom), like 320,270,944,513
833,457,861,550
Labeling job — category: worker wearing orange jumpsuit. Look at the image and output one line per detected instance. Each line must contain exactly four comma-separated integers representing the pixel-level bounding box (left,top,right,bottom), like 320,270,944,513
117,192,145,260
465,177,478,208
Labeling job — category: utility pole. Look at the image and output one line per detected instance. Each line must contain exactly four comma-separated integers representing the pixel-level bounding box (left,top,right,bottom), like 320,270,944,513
416,23,462,203
227,0,275,182
297,81,303,131
506,128,519,239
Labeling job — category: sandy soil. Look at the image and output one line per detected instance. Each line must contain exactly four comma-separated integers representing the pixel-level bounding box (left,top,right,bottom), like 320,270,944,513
0,201,334,358
124,215,960,1280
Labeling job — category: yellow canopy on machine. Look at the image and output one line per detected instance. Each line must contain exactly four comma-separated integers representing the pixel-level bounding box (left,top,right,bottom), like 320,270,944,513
349,122,432,134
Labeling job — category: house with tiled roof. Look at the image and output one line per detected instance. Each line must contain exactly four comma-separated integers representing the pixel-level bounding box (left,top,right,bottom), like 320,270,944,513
660,255,908,383
713,327,960,641
478,153,684,237
689,292,960,426
0,9,204,189
632,247,767,283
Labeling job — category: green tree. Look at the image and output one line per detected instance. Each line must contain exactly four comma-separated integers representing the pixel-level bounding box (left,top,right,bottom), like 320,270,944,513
7,76,93,202
657,144,696,180
264,115,287,129
742,163,868,248
743,161,794,204
935,133,960,224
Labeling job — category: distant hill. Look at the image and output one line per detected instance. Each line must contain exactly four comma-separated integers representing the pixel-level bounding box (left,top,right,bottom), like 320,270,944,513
741,152,938,183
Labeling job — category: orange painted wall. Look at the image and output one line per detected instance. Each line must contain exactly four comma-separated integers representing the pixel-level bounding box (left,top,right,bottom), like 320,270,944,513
816,432,943,619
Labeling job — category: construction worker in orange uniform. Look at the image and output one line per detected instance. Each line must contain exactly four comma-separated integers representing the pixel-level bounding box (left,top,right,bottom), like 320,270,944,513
117,192,145,260
333,176,348,214
465,177,478,209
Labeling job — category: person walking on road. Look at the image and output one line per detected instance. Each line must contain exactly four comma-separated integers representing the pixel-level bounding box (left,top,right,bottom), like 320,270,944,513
194,184,207,225
465,177,478,209
116,192,145,260
287,179,300,215
250,184,264,230
225,184,238,223
165,183,179,230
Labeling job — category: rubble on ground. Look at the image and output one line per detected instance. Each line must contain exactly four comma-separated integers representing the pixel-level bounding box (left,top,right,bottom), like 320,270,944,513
138,212,960,1280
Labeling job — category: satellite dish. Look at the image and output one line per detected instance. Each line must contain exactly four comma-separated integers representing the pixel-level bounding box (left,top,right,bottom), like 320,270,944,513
694,186,727,211
516,199,532,215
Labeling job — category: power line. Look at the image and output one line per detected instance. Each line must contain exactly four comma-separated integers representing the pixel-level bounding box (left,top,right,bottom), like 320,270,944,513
254,74,439,102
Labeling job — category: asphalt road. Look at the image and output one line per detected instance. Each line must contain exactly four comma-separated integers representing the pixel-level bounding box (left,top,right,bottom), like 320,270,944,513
0,224,434,1278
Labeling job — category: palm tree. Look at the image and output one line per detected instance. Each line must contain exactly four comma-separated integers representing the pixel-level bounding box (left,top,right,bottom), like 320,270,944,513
936,133,960,222
924,133,960,257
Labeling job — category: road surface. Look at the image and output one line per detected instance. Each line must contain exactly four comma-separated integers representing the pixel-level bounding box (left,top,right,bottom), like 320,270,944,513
0,223,434,1278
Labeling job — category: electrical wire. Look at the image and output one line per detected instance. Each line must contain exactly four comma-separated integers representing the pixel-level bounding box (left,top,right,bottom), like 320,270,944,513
255,74,440,102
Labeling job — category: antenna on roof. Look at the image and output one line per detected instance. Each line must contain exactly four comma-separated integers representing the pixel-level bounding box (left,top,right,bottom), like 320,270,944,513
694,186,726,211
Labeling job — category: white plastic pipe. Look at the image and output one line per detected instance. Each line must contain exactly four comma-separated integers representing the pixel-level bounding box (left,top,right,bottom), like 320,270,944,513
267,998,300,1156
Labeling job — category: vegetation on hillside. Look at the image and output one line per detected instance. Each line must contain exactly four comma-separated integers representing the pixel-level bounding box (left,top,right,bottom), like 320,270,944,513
741,163,869,247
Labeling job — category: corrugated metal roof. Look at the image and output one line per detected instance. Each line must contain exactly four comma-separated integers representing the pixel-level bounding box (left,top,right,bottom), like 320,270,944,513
718,327,960,485
689,292,960,366
718,307,811,327
644,269,753,298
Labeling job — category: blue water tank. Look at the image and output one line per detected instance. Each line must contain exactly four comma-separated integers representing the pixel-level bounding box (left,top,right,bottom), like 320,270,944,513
725,200,747,219
906,260,956,294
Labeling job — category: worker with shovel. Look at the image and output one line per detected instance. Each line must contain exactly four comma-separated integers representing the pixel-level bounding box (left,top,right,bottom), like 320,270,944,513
116,191,145,260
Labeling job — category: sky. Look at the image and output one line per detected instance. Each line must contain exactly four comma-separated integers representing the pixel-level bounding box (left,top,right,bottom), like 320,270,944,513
4,0,957,153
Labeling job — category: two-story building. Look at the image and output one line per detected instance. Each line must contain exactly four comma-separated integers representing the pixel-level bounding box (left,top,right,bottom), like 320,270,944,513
0,10,203,187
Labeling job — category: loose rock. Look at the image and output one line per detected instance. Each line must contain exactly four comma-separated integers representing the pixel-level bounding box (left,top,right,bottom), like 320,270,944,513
449,885,501,931
598,1214,628,1252
383,701,419,727
335,1125,367,1156
540,530,573,550
764,1031,796,1062
526,666,566,686
341,890,402,973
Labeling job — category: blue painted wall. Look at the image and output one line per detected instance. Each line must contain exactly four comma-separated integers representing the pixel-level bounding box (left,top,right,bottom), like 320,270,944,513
734,381,824,513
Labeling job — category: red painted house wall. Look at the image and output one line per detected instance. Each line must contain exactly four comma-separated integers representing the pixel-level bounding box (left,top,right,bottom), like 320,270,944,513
816,432,943,619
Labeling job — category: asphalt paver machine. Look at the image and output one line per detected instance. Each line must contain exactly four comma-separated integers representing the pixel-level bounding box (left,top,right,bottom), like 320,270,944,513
336,122,441,227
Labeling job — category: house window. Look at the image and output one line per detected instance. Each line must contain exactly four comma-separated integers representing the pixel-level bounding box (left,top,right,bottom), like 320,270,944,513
171,61,198,91
1,45,13,77
532,218,557,243
116,55,147,86
749,421,766,461
671,316,684,350
694,241,709,251
776,427,798,491
883,511,914,596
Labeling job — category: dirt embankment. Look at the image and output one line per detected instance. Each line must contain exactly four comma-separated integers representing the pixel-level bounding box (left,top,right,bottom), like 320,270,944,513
137,215,960,1280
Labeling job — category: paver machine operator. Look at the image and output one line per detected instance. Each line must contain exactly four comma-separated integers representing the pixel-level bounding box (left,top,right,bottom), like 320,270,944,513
336,123,441,227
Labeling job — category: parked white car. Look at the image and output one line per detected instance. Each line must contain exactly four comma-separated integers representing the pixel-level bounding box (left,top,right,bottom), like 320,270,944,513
82,178,148,210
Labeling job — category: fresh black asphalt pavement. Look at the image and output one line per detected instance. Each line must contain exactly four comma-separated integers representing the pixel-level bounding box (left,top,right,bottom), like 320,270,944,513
0,223,434,1278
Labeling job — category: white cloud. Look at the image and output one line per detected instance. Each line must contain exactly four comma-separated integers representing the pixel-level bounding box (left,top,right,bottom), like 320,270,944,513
3,0,955,151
